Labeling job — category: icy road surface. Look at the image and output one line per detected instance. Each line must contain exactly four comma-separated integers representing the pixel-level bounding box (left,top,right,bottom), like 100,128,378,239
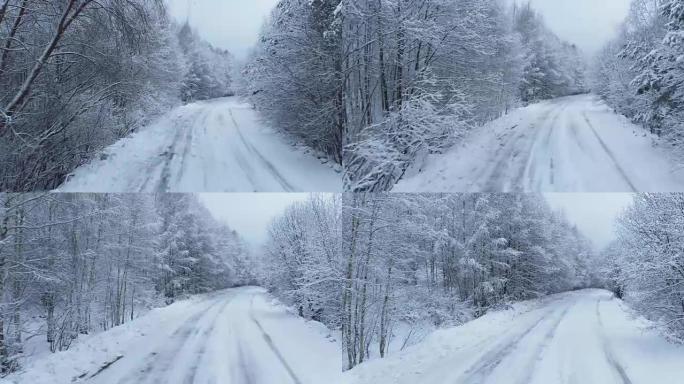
396,94,684,192
59,98,342,192
345,289,684,384
8,287,341,384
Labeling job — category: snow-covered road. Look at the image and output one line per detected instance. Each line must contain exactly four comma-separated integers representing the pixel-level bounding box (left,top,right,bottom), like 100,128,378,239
345,289,684,384
9,287,341,384
396,94,684,192
58,98,341,192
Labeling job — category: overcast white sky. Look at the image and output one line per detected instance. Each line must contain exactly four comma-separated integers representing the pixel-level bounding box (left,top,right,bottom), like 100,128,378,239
545,193,634,249
165,0,279,60
199,193,312,247
511,0,632,56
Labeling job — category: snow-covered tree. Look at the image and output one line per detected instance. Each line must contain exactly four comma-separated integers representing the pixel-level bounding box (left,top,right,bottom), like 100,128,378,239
632,0,684,143
591,0,684,142
264,194,342,324
245,0,344,165
613,193,684,341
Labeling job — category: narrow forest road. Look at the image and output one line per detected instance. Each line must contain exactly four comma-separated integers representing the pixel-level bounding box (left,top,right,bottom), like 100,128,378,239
396,94,684,192
346,289,684,384
58,97,341,192
9,287,341,384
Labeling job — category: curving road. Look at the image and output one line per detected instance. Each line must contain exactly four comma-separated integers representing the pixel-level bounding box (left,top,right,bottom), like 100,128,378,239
347,289,684,384
58,97,341,192
79,288,307,384
396,94,684,192
450,291,633,384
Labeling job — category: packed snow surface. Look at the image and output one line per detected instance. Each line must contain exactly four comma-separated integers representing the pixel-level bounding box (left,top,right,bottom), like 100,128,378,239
396,94,684,192
7,287,341,384
58,97,342,192
344,289,684,384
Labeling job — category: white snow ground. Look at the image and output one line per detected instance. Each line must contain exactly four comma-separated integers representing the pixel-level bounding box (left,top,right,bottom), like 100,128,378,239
6,287,342,384
396,94,684,192
343,289,684,384
58,98,342,192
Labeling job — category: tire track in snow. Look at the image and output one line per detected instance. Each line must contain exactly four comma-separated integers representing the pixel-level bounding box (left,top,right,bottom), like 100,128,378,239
137,108,203,192
137,300,226,384
248,296,303,384
236,338,258,384
514,303,574,384
481,107,555,192
595,299,633,384
457,302,570,384
175,111,211,190
524,105,565,191
567,117,590,156
541,105,570,189
218,112,262,191
80,299,217,383
542,107,559,146
81,355,124,380
581,113,637,192
95,296,229,384
181,298,234,384
227,109,295,192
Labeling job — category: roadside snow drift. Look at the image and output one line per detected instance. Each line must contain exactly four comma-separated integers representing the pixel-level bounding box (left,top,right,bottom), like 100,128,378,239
58,98,342,192
6,287,342,384
344,289,684,384
396,94,684,192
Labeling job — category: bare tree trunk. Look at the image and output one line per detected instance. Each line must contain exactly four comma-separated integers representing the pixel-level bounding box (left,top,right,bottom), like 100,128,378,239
10,207,25,363
342,194,361,370
394,1,404,109
130,285,135,322
357,200,377,365
0,196,9,372
379,263,392,357
377,0,389,113
44,200,56,351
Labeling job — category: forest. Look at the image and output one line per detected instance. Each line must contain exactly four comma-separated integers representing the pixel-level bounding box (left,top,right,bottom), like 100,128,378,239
245,0,586,191
593,0,684,160
0,0,234,191
262,193,598,370
0,193,252,374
